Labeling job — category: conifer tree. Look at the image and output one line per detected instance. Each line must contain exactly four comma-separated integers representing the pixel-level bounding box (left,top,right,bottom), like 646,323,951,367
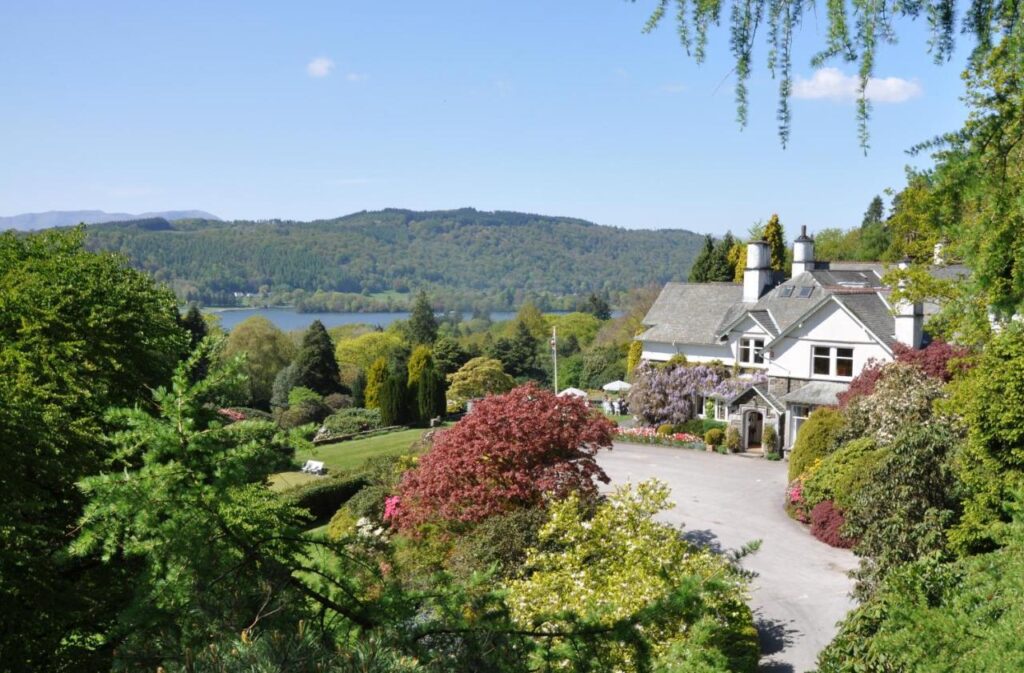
408,290,438,345
364,357,389,410
416,364,446,425
378,370,408,426
407,345,434,386
582,293,612,320
292,320,342,396
763,214,787,273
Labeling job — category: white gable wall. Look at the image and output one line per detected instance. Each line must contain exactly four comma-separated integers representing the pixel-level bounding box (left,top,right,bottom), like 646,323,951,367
767,300,892,381
642,340,733,364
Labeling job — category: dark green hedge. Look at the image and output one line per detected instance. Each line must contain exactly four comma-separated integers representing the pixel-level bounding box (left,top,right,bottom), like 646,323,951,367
282,474,368,522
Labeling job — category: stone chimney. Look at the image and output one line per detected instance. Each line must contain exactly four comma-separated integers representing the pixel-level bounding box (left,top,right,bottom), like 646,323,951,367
743,241,772,303
893,259,924,348
792,225,815,277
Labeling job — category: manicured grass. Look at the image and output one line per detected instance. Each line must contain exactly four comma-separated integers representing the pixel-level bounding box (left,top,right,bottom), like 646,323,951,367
268,471,320,491
295,426,434,473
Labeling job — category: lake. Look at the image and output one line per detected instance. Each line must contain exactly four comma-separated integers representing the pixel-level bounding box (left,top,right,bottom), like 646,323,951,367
206,306,520,332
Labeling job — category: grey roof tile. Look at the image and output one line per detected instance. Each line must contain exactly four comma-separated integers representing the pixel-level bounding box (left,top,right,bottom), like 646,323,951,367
641,282,743,345
780,381,849,406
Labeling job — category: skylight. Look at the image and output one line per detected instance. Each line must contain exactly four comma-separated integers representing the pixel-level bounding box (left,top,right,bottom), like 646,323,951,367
779,287,794,297
797,287,813,298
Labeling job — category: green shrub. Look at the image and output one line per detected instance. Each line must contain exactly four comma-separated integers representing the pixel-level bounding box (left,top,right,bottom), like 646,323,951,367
802,438,884,510
281,474,368,522
705,428,725,446
323,392,353,410
788,407,848,482
762,425,778,453
326,506,357,541
277,398,331,430
657,423,675,436
322,407,384,436
287,386,322,407
726,426,742,452
447,508,548,580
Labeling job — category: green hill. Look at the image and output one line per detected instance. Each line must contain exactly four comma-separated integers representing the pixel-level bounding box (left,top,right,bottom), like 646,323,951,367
82,208,705,311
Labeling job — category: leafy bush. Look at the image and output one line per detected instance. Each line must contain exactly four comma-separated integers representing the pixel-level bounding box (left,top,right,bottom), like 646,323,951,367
802,438,884,510
843,362,944,445
762,425,778,453
505,480,758,673
657,423,675,436
287,386,322,407
277,398,331,430
447,508,548,580
323,393,353,410
788,407,847,482
726,427,741,452
892,338,971,382
322,408,384,436
281,474,368,522
676,418,726,436
810,501,856,549
393,383,614,530
705,428,724,446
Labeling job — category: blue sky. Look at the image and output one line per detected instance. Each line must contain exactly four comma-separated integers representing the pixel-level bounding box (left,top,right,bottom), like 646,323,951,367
0,1,975,234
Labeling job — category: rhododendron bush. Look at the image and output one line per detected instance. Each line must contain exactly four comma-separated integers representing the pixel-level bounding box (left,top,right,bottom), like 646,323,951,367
392,383,614,530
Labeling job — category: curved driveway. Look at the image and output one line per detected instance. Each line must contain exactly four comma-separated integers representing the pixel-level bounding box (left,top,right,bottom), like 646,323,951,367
601,442,857,673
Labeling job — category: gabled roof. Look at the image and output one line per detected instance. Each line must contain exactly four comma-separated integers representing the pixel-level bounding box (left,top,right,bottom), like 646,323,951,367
780,381,849,407
728,382,785,413
640,282,743,345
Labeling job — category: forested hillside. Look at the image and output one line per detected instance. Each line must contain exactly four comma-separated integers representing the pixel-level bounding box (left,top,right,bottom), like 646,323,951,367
80,208,704,310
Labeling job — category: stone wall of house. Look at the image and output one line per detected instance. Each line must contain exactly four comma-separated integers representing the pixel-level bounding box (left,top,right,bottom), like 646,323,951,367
767,376,813,400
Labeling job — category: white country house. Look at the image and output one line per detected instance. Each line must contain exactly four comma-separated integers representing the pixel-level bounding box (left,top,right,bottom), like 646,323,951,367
638,229,960,453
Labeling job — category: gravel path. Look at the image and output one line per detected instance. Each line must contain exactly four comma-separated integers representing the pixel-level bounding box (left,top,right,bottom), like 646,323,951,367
600,442,858,673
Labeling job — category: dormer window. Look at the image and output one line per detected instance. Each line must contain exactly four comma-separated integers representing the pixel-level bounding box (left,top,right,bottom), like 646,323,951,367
740,338,765,365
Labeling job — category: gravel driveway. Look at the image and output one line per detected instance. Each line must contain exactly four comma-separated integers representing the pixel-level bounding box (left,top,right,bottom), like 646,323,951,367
600,442,857,673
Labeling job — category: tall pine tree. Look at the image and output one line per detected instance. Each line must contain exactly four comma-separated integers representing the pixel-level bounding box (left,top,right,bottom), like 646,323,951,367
293,320,342,396
408,290,438,345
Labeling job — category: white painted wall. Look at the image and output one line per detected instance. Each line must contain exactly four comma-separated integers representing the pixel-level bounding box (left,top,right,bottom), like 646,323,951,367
767,300,892,381
726,318,770,369
641,340,733,364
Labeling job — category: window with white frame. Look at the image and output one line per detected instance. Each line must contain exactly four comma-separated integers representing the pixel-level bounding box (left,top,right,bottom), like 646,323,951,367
715,399,729,421
739,338,765,365
811,345,855,378
791,404,811,441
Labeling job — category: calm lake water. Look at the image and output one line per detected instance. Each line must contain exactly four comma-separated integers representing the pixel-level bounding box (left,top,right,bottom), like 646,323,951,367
206,306,519,332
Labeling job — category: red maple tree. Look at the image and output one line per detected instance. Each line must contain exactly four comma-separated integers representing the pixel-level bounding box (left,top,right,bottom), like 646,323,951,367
391,383,615,530
838,339,971,407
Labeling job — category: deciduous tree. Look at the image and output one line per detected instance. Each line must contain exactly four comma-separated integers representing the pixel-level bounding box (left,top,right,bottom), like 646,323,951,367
224,315,296,408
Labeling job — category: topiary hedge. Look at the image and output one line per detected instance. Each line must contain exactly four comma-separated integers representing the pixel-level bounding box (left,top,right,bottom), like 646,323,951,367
281,474,368,522
788,407,848,482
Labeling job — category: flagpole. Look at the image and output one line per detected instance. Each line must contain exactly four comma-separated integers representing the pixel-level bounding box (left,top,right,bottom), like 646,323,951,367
551,325,558,394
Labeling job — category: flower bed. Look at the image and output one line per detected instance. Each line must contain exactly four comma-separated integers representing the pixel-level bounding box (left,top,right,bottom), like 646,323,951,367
615,426,705,449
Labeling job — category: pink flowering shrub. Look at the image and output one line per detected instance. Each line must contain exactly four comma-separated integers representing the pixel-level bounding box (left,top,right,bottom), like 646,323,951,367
616,426,703,447
383,496,401,522
786,479,809,523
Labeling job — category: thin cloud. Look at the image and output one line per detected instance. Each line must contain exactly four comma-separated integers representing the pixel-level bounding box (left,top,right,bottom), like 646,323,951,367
792,67,922,104
306,57,335,78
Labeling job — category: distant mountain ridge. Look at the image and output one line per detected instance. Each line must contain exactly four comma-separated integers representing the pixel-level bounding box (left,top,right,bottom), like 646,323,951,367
0,209,221,231
77,207,705,310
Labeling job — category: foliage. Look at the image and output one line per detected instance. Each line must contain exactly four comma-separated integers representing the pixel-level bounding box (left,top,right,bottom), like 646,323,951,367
762,424,778,453
282,473,369,522
415,363,447,425
431,336,469,375
835,358,884,408
846,424,962,598
626,338,643,379
336,332,408,374
635,0,1007,149
293,319,343,396
488,320,542,379
787,407,847,482
271,362,300,409
810,501,857,549
322,408,385,437
447,508,549,580
725,427,742,452
843,362,944,444
505,480,758,673
224,315,297,408
445,357,515,408
892,338,971,382
393,383,614,530
551,311,604,347
704,428,724,447
951,323,1024,553
324,392,353,410
407,290,439,345
406,345,434,386
83,208,705,309
577,343,627,389
379,371,411,427
288,386,322,407
69,347,368,666
278,397,331,430
582,292,612,320
761,214,787,273
818,497,1024,672
688,233,735,282
0,227,187,671
801,437,884,510
364,357,390,410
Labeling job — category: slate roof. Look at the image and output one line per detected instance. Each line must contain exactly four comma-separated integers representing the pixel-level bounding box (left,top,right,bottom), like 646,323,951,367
833,292,898,348
639,282,743,345
780,381,849,406
729,382,785,412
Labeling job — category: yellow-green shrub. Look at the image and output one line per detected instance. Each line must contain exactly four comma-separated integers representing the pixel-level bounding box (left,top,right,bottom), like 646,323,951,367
788,407,848,482
802,438,884,510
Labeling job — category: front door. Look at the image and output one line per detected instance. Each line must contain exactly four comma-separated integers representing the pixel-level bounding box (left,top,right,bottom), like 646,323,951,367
746,411,763,449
